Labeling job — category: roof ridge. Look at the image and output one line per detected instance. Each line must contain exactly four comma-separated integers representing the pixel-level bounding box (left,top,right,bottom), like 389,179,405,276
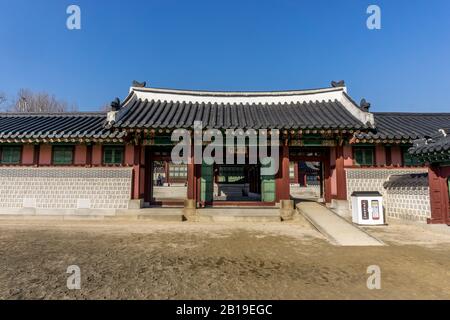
130,86,345,97
0,112,106,117
374,112,450,116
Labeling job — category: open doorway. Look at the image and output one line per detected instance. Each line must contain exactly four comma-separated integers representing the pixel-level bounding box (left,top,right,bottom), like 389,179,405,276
144,147,187,207
152,161,187,204
289,147,327,204
290,161,323,201
213,164,261,202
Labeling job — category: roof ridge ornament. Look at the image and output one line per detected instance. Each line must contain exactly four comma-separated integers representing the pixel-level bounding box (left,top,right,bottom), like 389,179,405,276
110,97,121,111
331,80,345,88
132,80,146,88
360,98,371,112
106,98,121,127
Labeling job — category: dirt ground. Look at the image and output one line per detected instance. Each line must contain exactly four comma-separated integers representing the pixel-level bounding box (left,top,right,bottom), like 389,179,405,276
0,218,449,300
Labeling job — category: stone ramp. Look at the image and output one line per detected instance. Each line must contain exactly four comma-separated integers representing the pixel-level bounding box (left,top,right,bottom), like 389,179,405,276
297,202,383,246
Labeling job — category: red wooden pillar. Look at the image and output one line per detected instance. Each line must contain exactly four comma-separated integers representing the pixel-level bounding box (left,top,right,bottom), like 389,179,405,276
375,145,386,166
187,141,196,200
132,145,142,200
86,144,93,167
74,145,87,165
144,147,153,203
428,165,450,224
38,144,52,165
323,148,332,203
91,144,102,166
335,145,347,200
22,144,35,165
33,144,40,166
276,143,290,201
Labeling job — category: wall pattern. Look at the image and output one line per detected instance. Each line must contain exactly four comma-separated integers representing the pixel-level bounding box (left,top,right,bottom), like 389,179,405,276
0,167,132,210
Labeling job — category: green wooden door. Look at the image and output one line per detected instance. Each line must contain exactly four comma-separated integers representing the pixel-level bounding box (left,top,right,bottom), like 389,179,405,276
261,158,275,202
201,161,214,203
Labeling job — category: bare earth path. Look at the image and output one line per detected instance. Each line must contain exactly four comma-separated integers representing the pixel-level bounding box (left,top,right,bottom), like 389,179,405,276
0,219,449,299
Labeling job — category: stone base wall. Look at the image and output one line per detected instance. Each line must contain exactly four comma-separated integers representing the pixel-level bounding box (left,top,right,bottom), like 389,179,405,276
384,188,431,222
0,167,132,210
345,168,430,222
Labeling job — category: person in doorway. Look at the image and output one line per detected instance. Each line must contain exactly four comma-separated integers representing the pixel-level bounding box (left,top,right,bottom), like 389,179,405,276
157,174,162,186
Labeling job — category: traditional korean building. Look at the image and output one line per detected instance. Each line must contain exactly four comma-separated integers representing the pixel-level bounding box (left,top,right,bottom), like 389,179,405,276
0,81,448,224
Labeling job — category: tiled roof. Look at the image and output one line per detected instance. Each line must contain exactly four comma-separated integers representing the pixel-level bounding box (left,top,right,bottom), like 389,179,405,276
409,128,450,158
112,98,369,130
108,85,375,131
0,112,125,142
355,113,450,141
383,173,429,189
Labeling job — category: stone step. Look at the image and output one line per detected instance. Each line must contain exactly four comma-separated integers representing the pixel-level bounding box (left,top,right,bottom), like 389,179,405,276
199,208,281,222
113,208,184,222
137,213,184,222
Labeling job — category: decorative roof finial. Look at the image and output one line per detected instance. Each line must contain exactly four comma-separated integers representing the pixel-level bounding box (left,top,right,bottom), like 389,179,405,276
132,80,146,88
360,98,371,112
331,80,345,88
110,97,121,111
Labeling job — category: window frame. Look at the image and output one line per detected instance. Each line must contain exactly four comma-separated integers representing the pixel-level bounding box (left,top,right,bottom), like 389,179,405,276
102,145,125,166
52,145,75,165
0,145,22,165
352,146,375,167
401,146,421,167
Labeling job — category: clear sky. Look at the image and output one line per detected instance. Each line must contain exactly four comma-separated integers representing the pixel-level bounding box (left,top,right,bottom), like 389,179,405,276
0,0,449,112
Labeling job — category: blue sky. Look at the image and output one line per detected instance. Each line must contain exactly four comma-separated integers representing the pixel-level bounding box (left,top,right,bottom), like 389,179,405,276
0,0,449,112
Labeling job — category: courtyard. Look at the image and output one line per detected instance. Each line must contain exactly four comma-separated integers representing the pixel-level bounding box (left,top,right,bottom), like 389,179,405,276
0,217,449,300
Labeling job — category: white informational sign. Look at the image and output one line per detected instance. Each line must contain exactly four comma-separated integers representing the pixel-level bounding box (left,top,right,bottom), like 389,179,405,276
351,192,385,225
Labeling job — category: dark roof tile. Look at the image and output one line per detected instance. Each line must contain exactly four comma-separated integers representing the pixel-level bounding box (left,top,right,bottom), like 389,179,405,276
356,113,450,141
383,173,429,189
114,99,368,130
0,113,122,141
409,129,450,156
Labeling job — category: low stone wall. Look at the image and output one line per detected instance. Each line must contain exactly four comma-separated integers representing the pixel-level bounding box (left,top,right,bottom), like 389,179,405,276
384,188,431,222
0,167,132,211
383,173,431,222
345,168,430,222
